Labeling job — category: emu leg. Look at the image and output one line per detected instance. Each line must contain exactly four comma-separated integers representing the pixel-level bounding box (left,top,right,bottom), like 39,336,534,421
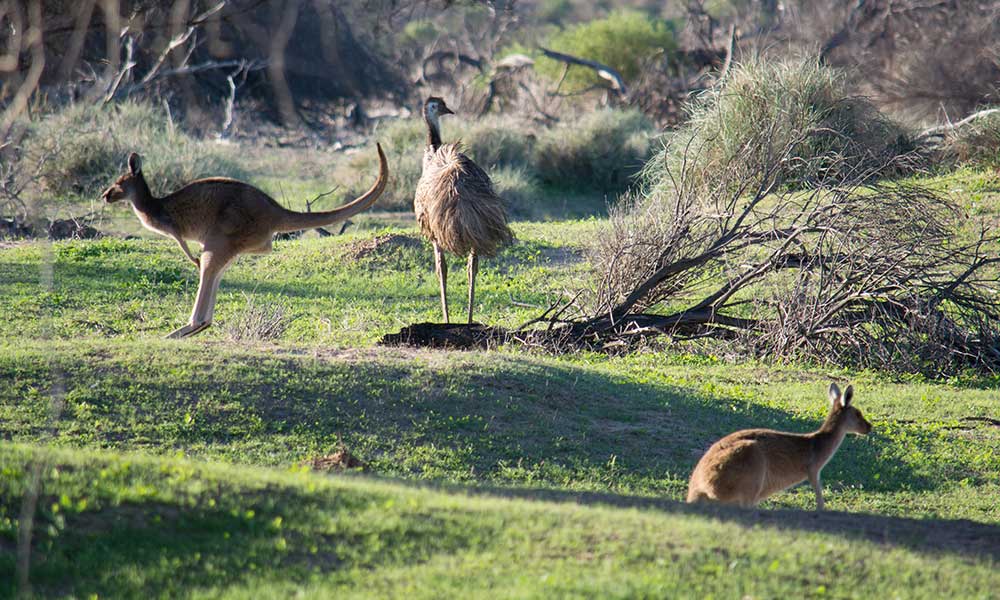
466,251,478,324
434,242,449,323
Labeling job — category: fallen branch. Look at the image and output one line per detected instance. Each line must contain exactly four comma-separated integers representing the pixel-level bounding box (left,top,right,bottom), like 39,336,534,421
538,47,628,98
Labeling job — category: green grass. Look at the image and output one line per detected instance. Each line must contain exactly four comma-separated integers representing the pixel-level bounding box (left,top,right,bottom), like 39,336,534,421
2,169,999,597
0,220,596,346
2,444,997,598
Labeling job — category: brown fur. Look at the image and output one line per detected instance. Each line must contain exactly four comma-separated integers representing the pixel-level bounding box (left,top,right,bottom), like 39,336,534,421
102,146,388,338
687,383,872,510
414,97,513,324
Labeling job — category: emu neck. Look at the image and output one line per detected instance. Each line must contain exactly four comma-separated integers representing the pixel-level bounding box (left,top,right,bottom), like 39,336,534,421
809,409,848,469
424,113,443,150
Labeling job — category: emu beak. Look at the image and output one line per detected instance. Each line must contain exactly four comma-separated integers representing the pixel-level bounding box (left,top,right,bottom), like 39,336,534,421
441,106,455,115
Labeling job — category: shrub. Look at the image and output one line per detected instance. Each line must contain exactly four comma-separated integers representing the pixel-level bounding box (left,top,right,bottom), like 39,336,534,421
223,294,293,342
533,11,678,91
940,109,1000,169
349,109,647,215
534,108,654,193
24,101,244,201
651,57,914,194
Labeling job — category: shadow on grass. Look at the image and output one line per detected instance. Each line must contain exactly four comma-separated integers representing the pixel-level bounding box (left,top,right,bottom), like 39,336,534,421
1,346,940,497
395,478,1000,563
0,486,486,598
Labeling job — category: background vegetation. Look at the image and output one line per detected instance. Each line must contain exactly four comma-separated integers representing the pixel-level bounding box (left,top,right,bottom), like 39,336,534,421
2,1,999,597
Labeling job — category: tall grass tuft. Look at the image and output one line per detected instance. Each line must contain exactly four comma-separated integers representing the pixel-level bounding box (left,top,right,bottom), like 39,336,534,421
223,294,293,342
649,57,914,195
940,109,1000,169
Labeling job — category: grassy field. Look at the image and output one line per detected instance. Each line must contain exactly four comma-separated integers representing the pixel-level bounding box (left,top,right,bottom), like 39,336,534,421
1,168,999,597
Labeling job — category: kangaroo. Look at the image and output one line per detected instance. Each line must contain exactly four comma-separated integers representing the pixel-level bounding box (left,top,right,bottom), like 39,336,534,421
686,383,872,510
101,145,388,338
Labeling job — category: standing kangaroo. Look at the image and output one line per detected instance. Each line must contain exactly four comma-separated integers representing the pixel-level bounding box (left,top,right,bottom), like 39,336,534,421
687,383,872,510
102,145,387,338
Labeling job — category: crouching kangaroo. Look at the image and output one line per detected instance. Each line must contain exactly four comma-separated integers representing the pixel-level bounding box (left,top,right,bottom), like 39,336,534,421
102,145,388,338
687,383,872,510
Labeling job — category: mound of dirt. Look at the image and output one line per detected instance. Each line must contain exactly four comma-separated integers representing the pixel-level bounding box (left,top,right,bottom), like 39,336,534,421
379,322,510,350
344,233,423,261
48,219,101,240
304,447,366,472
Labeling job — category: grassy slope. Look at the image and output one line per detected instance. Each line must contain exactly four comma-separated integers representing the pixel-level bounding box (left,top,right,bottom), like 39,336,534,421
2,169,999,596
1,444,997,599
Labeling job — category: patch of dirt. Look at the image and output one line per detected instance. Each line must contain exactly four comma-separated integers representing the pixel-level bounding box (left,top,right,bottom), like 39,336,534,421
343,233,423,262
304,446,367,472
47,219,102,240
379,322,511,350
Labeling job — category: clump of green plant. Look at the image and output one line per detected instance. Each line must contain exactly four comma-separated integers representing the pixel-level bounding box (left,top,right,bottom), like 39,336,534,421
24,101,244,201
534,108,653,193
461,117,536,170
350,108,646,215
401,19,439,46
940,109,1000,169
652,57,914,193
533,11,678,91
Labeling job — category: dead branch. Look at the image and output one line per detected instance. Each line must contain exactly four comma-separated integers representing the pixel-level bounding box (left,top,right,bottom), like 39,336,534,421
538,47,628,98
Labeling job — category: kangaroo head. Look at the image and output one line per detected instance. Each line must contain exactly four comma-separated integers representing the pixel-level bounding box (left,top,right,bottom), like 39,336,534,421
828,383,872,435
101,153,145,203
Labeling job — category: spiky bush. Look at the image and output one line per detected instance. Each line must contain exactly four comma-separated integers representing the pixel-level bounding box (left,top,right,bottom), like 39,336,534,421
534,109,653,193
650,57,914,194
24,101,244,201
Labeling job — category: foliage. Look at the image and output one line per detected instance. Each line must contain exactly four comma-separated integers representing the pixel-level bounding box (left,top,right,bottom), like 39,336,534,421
534,108,654,193
583,62,999,376
351,110,639,212
940,109,1000,169
654,57,915,193
533,11,678,91
23,101,244,201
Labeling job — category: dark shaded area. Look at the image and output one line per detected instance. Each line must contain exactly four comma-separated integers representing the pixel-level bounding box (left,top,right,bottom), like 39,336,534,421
379,322,511,350
407,478,1000,562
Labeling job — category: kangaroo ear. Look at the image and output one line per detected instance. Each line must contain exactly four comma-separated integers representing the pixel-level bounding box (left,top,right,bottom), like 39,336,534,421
828,383,841,406
842,385,854,407
128,152,142,175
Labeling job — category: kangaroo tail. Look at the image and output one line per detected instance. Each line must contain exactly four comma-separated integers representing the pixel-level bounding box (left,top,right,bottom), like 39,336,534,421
274,143,388,233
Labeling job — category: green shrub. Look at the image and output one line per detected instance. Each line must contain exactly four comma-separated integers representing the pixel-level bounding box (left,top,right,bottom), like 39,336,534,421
533,11,678,91
460,117,536,170
940,109,1000,169
402,19,439,45
534,108,654,193
25,101,244,201
650,57,914,193
350,109,647,215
